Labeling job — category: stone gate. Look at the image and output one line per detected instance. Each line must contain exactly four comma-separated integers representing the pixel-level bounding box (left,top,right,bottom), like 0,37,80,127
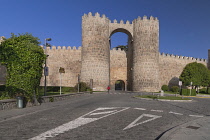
81,12,159,92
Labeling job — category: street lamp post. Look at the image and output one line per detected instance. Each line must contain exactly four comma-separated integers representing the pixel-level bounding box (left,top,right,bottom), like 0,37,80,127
44,38,52,96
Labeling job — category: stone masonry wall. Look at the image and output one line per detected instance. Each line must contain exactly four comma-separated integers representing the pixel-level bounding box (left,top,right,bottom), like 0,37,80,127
159,53,207,88
40,46,81,87
132,16,160,92
81,12,110,91
110,48,127,89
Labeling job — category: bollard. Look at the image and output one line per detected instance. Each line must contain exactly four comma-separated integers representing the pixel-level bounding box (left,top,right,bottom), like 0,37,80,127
17,96,23,108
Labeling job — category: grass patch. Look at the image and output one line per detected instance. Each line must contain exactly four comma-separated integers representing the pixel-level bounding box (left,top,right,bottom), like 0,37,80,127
136,95,191,100
163,91,179,94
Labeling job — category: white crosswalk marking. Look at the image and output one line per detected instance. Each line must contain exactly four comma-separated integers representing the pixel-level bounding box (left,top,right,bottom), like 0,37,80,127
189,115,203,118
151,109,163,112
123,114,162,130
29,107,129,140
134,108,146,110
169,111,183,115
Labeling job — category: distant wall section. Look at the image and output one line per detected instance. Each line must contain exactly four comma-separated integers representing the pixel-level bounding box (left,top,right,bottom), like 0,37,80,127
40,46,81,87
159,53,207,88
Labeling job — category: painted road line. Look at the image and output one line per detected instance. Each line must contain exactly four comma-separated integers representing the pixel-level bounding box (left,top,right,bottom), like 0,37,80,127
151,109,163,113
90,110,118,116
134,108,146,111
169,111,183,115
123,114,162,130
189,115,204,118
29,107,129,140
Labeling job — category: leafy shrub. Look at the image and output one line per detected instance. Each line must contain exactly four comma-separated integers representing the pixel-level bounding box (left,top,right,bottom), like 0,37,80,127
62,87,77,92
181,89,196,96
0,85,6,91
199,88,207,94
38,86,76,93
74,82,90,92
161,85,168,91
171,86,179,93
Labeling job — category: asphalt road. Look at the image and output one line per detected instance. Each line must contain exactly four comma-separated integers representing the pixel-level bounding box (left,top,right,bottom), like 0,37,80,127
0,91,210,140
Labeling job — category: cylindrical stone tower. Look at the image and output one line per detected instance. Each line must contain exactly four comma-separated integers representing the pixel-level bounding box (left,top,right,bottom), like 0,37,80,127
81,12,110,91
132,16,160,92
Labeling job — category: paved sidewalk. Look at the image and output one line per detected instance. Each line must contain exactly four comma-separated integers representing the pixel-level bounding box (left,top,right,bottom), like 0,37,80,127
160,116,210,140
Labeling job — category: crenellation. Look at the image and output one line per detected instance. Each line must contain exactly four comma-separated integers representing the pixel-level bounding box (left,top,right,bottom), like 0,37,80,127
57,46,61,49
52,46,56,50
113,19,117,23
120,20,124,24
88,12,92,17
61,46,66,49
95,12,100,17
143,15,147,20
67,46,71,50
150,16,154,20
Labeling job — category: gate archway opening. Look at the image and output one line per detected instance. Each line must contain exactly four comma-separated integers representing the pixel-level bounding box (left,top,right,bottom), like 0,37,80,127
115,80,125,90
109,28,133,91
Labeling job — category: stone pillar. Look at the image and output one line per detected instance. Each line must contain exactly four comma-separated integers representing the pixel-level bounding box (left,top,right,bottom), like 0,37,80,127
132,16,160,92
81,12,110,91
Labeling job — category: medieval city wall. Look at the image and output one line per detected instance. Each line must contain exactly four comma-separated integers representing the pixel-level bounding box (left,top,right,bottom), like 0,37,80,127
0,47,208,89
159,53,207,88
39,46,82,87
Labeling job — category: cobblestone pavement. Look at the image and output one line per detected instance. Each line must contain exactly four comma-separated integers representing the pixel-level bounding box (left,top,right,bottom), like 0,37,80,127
0,91,210,140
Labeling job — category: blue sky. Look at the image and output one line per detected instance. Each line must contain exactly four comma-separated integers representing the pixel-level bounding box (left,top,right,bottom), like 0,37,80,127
0,0,210,59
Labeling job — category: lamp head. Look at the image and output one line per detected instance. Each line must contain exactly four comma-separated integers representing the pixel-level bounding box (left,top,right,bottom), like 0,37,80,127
45,38,52,41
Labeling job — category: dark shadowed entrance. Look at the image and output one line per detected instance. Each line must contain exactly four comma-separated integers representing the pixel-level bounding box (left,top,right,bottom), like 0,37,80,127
115,80,125,90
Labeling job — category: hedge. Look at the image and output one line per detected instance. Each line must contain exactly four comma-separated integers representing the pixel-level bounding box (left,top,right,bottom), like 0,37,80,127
180,89,196,96
38,86,76,93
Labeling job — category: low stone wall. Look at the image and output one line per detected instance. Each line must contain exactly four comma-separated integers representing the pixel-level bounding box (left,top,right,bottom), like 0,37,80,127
0,99,17,110
40,93,82,103
0,92,86,111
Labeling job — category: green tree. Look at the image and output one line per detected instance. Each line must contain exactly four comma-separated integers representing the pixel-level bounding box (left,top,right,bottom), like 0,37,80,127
114,45,128,51
0,33,46,100
179,62,210,87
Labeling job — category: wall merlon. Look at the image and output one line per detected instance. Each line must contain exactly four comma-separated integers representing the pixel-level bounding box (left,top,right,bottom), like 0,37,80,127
88,12,92,16
143,15,147,20
160,52,207,62
150,16,154,20
95,12,100,17
52,46,56,50
113,19,117,23
120,20,124,24
57,46,61,49
61,46,66,49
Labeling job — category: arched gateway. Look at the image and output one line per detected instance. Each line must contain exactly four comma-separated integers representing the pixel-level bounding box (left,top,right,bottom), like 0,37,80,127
81,12,159,92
